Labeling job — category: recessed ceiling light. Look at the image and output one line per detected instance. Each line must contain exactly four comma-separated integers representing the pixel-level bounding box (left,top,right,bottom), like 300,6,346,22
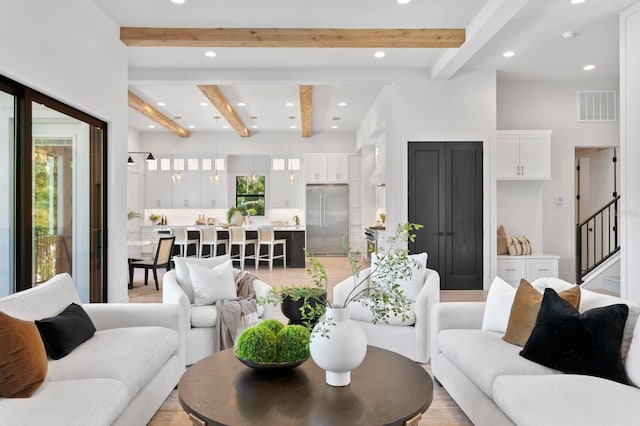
503,51,515,58
583,64,596,71
223,125,229,129
397,0,411,4
570,0,585,4
188,125,195,129
562,31,578,39
157,102,166,106
148,125,156,129
338,102,347,107
331,125,339,129
204,51,216,57
290,125,297,129
285,102,294,107
237,102,246,107
199,102,208,106
374,51,386,58
171,0,186,4
251,125,258,129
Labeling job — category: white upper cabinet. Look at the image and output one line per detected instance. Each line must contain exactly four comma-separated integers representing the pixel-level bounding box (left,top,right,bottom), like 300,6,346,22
200,170,228,209
270,170,302,208
495,131,552,180
171,170,201,208
145,170,173,208
304,153,349,182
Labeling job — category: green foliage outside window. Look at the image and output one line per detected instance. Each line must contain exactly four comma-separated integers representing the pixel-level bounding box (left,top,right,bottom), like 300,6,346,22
236,176,265,216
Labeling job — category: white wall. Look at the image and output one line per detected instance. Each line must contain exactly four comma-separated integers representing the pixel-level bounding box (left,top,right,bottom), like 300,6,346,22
0,0,129,302
620,2,640,301
497,80,619,282
388,70,497,288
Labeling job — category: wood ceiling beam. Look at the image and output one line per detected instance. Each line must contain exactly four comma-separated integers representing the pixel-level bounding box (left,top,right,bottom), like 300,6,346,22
121,27,465,48
299,85,313,138
128,91,190,138
197,85,250,138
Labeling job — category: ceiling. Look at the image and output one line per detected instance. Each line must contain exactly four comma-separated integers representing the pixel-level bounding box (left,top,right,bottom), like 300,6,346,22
93,0,638,135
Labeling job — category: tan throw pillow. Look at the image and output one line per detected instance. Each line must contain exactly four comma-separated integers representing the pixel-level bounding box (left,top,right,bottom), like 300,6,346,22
0,311,48,398
497,226,508,255
503,279,581,346
506,235,518,256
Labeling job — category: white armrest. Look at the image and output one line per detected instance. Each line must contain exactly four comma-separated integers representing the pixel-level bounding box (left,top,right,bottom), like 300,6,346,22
253,279,274,319
162,270,192,325
333,267,371,307
414,268,441,362
431,301,485,362
83,303,186,367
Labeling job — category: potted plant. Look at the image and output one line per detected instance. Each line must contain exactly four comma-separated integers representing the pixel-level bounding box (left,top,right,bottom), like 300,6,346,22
148,213,161,225
226,206,247,225
128,210,141,220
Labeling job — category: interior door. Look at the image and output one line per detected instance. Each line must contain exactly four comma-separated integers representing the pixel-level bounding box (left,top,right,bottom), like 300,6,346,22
408,142,483,290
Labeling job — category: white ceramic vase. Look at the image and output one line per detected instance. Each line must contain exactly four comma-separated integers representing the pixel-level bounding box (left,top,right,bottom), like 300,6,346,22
309,307,367,386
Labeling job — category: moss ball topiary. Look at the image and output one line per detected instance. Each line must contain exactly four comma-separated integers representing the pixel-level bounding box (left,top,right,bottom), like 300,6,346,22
259,319,285,336
276,325,310,362
236,326,277,363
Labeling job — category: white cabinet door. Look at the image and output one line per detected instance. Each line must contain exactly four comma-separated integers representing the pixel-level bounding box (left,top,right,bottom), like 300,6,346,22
172,170,201,208
327,154,349,182
270,170,303,208
495,134,520,179
200,171,228,208
527,259,558,281
348,154,361,181
496,258,526,286
349,181,362,208
519,134,551,179
303,154,327,182
145,171,173,208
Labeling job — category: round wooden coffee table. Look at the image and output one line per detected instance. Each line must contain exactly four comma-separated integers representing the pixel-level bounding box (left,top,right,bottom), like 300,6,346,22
179,346,433,426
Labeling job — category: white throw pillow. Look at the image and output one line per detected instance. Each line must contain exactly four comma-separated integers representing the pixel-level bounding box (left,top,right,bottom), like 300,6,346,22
481,276,516,333
371,252,428,302
174,255,231,303
187,260,237,306
624,319,640,387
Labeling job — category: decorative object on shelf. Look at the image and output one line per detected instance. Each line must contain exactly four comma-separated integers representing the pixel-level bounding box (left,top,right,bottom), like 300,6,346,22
127,210,141,220
293,215,300,226
379,213,386,224
149,214,161,225
227,206,247,226
235,320,310,370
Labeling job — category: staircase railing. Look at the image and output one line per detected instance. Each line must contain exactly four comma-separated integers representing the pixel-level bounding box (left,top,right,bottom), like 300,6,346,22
576,195,620,284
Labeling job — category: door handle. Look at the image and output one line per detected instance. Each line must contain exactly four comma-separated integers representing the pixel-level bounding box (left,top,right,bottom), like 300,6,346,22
446,232,453,236
434,232,444,236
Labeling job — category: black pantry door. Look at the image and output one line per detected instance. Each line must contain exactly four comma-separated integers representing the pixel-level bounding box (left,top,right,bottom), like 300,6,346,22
408,142,483,290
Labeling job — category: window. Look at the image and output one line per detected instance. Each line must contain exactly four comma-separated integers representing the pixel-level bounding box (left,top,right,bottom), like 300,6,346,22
236,176,265,216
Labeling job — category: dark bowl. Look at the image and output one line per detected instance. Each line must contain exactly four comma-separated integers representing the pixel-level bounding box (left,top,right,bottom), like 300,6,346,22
235,353,309,370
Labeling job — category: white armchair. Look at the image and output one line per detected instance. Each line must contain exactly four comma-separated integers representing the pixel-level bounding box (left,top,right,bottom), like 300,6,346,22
333,266,440,363
162,257,274,366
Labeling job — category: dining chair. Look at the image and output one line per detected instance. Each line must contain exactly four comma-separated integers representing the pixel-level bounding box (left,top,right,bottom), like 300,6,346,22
171,227,199,257
257,226,287,270
128,236,175,290
198,227,229,258
229,226,258,270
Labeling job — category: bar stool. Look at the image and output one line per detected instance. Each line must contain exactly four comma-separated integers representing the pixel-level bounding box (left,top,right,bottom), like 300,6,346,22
229,226,258,270
257,226,287,270
198,226,229,258
171,227,198,257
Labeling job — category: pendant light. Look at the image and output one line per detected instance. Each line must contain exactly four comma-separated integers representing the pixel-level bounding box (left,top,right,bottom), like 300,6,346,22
288,116,297,184
250,116,257,183
210,116,222,184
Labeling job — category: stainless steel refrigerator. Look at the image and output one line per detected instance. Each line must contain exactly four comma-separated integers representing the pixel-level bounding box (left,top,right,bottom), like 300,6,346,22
305,184,349,256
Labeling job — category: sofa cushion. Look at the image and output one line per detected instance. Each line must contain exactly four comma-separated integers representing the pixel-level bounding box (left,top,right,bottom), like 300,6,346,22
191,304,219,328
0,311,48,397
188,260,237,306
481,276,516,333
174,255,231,303
438,329,560,398
35,303,96,360
45,326,178,401
0,378,129,426
520,288,629,385
493,374,640,426
503,279,581,346
347,298,416,325
371,252,427,302
625,317,640,387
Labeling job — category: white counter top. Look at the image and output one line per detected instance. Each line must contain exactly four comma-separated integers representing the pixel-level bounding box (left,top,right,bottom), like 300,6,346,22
142,225,306,231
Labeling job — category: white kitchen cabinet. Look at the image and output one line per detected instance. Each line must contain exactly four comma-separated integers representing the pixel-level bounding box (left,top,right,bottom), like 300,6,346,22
145,170,173,208
303,153,349,182
348,155,361,181
200,171,228,208
270,170,302,208
496,131,551,180
375,186,386,208
171,170,201,208
497,254,560,287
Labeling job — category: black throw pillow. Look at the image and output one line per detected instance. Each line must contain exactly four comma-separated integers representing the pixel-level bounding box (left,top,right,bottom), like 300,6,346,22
520,288,629,385
35,303,96,360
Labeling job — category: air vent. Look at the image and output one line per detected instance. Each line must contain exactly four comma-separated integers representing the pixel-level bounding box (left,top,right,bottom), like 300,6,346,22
577,90,616,122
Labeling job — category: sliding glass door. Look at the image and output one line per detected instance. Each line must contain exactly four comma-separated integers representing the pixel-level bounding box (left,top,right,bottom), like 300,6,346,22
0,83,15,298
2,75,107,302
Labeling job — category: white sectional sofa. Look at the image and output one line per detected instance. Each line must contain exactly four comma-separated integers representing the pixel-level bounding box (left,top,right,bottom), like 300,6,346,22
0,273,185,426
163,256,274,366
431,278,640,426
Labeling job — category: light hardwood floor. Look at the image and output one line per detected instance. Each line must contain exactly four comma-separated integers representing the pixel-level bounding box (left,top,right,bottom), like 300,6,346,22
128,257,485,426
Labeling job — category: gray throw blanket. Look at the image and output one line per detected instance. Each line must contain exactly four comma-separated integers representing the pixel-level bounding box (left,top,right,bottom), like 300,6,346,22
214,270,259,350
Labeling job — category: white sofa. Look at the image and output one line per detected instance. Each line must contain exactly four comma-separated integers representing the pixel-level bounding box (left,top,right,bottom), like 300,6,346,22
163,264,274,366
0,273,185,426
431,279,640,426
333,267,440,363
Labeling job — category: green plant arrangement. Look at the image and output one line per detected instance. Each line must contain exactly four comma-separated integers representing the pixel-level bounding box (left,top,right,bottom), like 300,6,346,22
226,205,247,223
276,325,310,362
259,319,285,336
128,210,141,220
235,326,277,363
235,321,311,368
148,213,161,224
310,222,423,338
